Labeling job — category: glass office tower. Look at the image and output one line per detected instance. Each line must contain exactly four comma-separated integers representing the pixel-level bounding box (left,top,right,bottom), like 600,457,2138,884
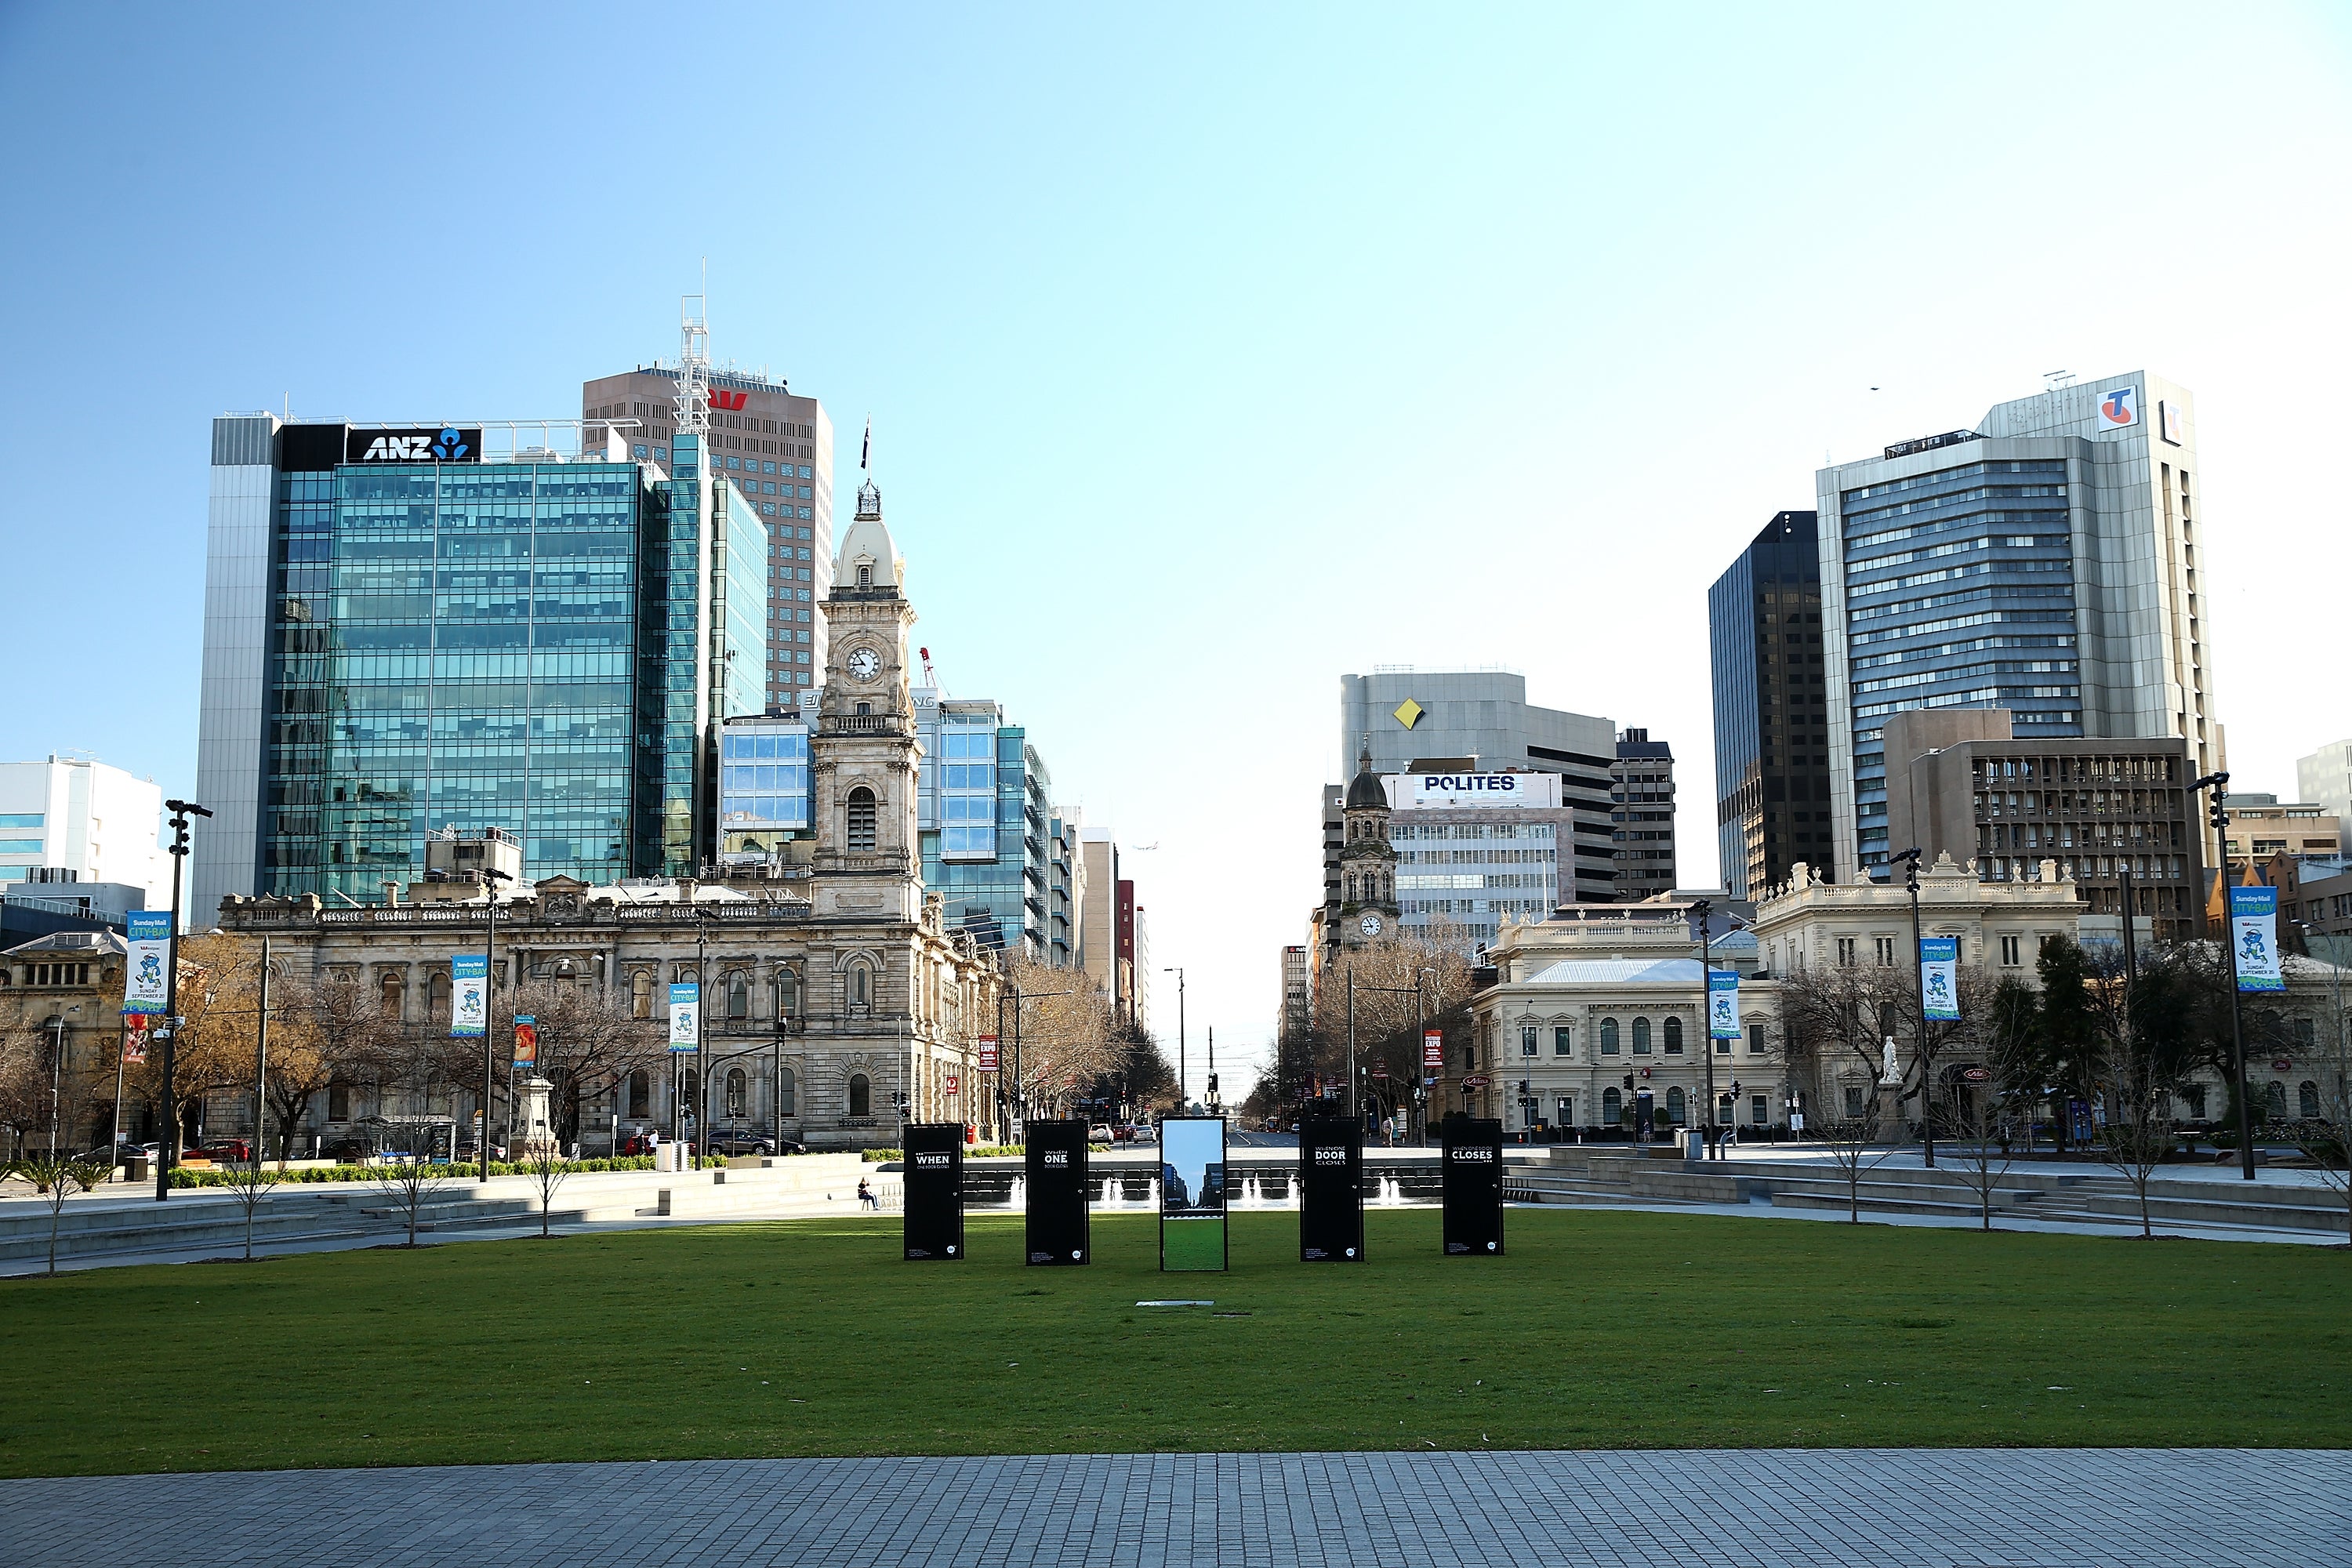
199,417,765,909
1708,510,1831,898
1816,372,2215,881
913,692,1058,960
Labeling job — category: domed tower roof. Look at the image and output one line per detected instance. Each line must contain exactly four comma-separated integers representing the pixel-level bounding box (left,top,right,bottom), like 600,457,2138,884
835,479,903,596
1344,741,1387,811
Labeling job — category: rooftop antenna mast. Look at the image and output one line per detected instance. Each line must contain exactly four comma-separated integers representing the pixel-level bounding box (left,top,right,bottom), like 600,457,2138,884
677,263,711,441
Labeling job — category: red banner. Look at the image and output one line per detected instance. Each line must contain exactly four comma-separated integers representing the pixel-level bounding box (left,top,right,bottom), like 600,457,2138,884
122,1014,151,1065
978,1036,999,1073
1422,1029,1445,1069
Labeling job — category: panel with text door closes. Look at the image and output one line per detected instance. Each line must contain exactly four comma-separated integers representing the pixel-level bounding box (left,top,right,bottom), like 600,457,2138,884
1298,1116,1364,1262
1441,1116,1504,1256
902,1123,965,1261
1025,1120,1091,1265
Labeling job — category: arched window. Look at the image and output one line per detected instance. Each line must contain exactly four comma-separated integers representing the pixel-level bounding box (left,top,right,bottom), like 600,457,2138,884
1345,873,1357,901
1602,1086,1623,1126
777,1065,797,1117
2263,1080,2287,1116
857,564,872,588
631,971,652,1021
848,1073,871,1117
2299,1080,2321,1119
775,971,800,1018
379,971,403,1022
1599,1018,1620,1054
1632,1018,1651,1054
847,787,877,851
728,973,750,1019
849,964,871,1007
1663,1017,1684,1054
627,1070,650,1119
726,1069,747,1118
1665,1086,1686,1124
428,971,452,1022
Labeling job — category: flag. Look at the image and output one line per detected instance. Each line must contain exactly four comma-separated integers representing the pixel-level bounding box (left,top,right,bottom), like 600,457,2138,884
861,416,871,472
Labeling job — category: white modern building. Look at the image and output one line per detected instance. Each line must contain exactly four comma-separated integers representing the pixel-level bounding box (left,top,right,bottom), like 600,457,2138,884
2296,740,2352,827
0,757,170,910
1817,372,2222,881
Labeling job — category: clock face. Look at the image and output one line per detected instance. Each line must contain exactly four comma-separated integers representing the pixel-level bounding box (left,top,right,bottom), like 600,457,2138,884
846,648,880,682
1359,913,1384,937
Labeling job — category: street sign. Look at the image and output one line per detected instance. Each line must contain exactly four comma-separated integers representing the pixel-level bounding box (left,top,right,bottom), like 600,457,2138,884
1370,1063,1389,1080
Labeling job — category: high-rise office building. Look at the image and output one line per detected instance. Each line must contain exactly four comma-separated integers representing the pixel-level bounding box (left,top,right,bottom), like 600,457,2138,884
582,365,833,712
909,689,1071,964
1708,510,1833,898
1080,830,1143,1018
1336,670,1633,905
1610,728,1677,899
1817,372,2220,880
0,757,169,907
194,416,764,918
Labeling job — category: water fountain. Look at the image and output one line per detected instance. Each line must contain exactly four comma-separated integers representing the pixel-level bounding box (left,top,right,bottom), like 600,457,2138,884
1374,1175,1405,1206
1007,1174,1026,1210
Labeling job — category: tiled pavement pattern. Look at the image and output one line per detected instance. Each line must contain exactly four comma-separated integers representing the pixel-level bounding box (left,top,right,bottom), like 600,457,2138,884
6,1448,2346,1566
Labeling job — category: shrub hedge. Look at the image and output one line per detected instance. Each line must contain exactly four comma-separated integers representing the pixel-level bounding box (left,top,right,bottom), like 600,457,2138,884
168,1156,658,1189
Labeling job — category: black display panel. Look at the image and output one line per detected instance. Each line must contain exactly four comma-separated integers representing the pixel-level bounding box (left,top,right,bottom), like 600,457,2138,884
1441,1116,1504,1256
902,1123,965,1261
1024,1120,1091,1266
278,423,347,472
1298,1116,1364,1261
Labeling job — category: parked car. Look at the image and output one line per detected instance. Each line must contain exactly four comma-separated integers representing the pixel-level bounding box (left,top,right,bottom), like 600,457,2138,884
182,1140,253,1163
704,1128,779,1157
1087,1123,1114,1143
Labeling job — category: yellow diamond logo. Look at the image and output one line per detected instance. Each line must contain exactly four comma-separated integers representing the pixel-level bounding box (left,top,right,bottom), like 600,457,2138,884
1392,699,1424,730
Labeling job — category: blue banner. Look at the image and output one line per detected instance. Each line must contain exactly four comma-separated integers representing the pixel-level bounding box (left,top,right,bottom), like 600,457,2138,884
1919,936,1961,1022
668,982,701,1052
1707,968,1740,1040
2230,886,2285,993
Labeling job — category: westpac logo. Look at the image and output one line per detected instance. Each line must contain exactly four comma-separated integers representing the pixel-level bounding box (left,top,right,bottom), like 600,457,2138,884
710,389,750,412
346,426,481,463
2097,386,2140,429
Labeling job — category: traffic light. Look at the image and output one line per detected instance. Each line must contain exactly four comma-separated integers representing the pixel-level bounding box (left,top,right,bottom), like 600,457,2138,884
1623,1073,1635,1091
1206,1073,1219,1097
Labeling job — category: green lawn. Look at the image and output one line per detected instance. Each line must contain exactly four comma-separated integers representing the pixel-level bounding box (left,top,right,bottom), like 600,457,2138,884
1,1208,2345,1475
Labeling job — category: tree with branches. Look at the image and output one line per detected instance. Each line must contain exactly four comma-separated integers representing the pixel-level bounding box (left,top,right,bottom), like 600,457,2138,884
1305,921,1479,1120
508,978,659,1149
368,1116,457,1247
8,1150,116,1276
1778,958,1911,1221
999,955,1122,1122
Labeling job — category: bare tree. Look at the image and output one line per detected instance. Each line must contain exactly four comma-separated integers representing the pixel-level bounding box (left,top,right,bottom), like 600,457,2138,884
1780,960,1909,1221
509,979,659,1149
1000,956,1121,1121
1939,977,2038,1231
524,1145,569,1239
366,1116,457,1247
8,1151,115,1276
217,1156,282,1261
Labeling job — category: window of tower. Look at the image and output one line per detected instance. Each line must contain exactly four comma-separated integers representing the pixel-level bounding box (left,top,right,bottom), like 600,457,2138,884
847,787,878,852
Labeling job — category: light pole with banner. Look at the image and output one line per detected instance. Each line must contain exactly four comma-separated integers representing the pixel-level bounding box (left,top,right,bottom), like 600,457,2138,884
474,864,513,1182
1163,966,1186,1113
2193,770,2257,1181
152,797,210,1202
1889,847,1937,1167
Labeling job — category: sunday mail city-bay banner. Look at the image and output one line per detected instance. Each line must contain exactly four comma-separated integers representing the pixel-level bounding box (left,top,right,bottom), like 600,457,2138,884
1918,936,1961,1021
2230,886,2285,993
122,911,172,1018
668,982,700,1051
450,953,488,1037
1707,967,1740,1041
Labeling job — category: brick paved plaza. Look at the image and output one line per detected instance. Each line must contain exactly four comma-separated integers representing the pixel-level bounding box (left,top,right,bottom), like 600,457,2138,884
7,1448,2345,1567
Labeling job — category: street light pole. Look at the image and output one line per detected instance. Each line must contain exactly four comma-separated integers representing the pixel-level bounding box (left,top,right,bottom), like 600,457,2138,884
1692,898,1716,1154
253,933,270,1169
1892,847,1934,1168
2194,771,2256,1181
481,865,512,1183
1163,966,1185,1112
155,797,210,1202
693,910,710,1171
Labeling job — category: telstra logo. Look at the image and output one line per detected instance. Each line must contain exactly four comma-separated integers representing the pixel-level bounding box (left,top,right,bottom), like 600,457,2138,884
2098,386,2139,428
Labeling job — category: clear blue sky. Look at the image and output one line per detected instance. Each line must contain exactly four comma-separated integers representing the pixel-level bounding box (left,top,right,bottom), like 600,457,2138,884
3,4,2347,1094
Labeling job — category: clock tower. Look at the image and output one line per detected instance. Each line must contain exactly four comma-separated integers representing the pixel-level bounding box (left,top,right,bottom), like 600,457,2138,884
1335,739,1399,949
811,478,921,920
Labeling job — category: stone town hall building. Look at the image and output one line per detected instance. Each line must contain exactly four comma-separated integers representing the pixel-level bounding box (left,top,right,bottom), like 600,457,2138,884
217,483,1000,1152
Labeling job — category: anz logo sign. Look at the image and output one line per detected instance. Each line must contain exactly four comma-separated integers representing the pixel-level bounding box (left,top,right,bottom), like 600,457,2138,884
344,426,482,464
